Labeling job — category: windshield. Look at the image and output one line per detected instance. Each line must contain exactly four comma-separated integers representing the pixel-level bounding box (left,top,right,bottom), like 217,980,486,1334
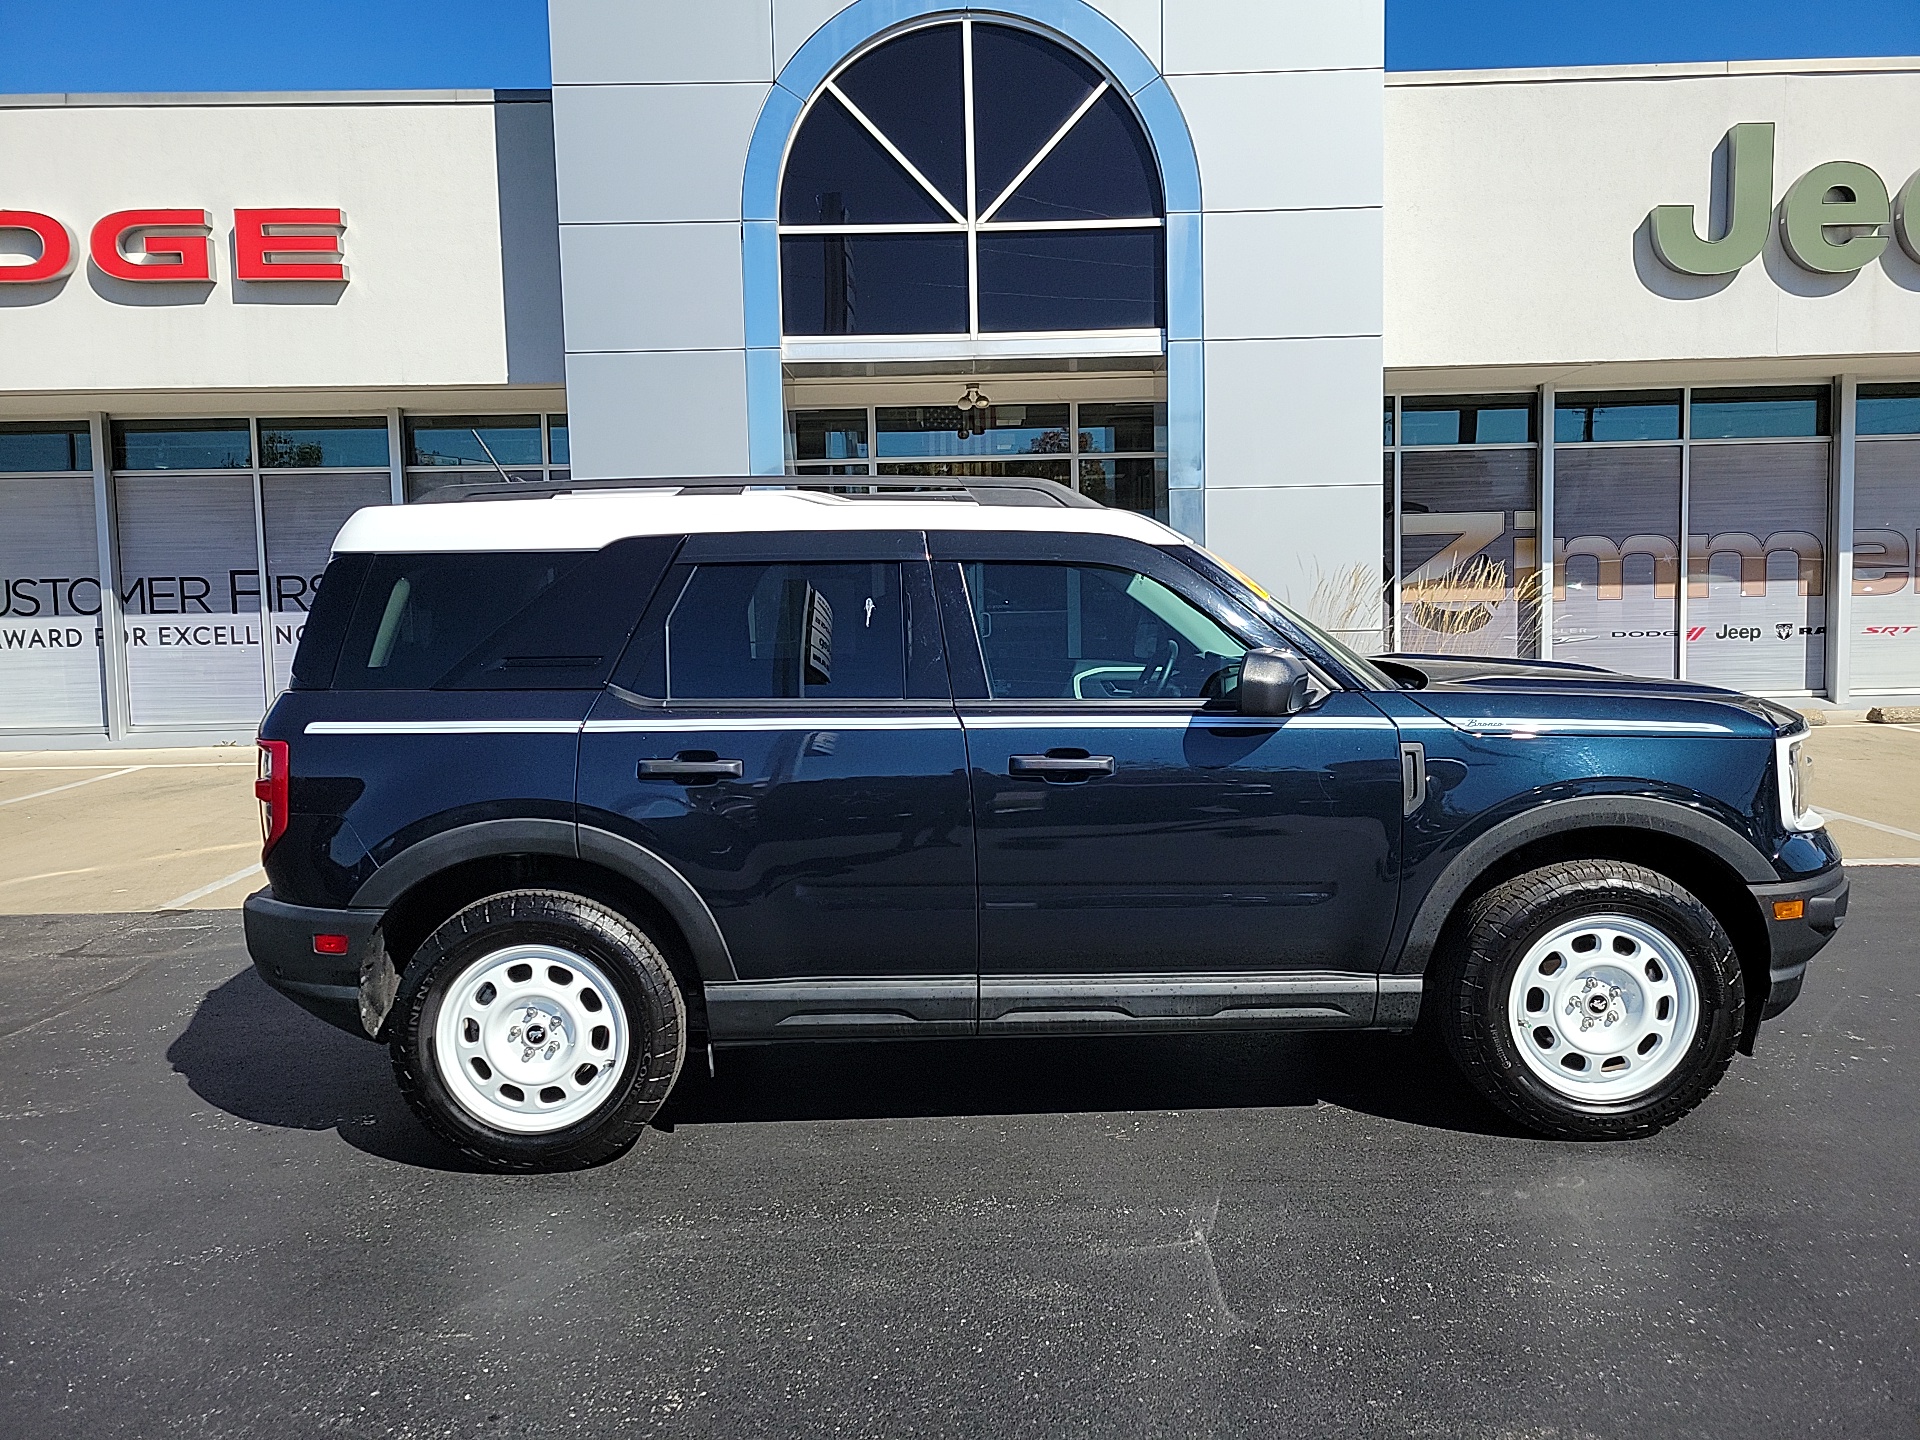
1174,544,1399,691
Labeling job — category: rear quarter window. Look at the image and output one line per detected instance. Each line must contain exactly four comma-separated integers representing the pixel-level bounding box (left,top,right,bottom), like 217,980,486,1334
327,537,676,690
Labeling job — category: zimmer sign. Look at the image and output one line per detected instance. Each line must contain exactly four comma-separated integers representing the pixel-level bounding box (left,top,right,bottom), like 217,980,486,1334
1649,122,1920,276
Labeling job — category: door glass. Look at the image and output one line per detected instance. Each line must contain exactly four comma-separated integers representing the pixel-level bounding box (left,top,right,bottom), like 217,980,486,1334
667,563,905,700
1552,446,1682,678
1850,438,1920,692
115,472,265,726
1686,442,1828,693
965,561,1246,700
0,473,107,729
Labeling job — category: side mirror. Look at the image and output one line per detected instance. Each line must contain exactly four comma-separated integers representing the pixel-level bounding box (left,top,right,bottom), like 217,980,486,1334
1237,647,1314,716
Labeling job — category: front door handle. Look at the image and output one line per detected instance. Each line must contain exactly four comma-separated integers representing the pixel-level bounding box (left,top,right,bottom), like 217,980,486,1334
637,754,744,784
1009,751,1116,782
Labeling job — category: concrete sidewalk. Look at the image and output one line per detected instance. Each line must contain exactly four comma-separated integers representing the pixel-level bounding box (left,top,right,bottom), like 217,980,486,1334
0,724,1913,915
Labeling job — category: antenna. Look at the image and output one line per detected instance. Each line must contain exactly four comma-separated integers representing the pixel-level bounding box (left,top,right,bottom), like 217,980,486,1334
469,428,515,485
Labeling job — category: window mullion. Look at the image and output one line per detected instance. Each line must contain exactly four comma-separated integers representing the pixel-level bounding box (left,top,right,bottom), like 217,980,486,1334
963,17,979,338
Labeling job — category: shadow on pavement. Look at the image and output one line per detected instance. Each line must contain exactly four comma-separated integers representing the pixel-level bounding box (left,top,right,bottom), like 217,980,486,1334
171,966,1527,1166
166,968,482,1172
655,1027,1526,1138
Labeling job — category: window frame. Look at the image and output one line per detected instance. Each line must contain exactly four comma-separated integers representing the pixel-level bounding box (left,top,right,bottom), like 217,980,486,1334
927,532,1297,707
777,16,1166,348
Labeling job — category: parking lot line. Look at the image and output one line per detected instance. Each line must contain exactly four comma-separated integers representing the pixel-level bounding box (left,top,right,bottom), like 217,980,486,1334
0,767,144,807
156,863,264,913
1819,808,1920,844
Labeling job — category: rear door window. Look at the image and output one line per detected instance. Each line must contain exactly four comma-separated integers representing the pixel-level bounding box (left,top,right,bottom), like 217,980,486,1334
666,563,905,700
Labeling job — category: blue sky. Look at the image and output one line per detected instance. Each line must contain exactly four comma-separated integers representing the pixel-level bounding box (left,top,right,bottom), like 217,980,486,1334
1,0,1918,92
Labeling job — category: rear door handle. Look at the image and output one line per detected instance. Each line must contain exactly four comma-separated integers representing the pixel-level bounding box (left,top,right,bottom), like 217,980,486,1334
637,755,744,784
1009,752,1115,781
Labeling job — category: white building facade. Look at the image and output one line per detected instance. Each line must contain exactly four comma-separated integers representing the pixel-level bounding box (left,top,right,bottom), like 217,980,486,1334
0,3,1917,748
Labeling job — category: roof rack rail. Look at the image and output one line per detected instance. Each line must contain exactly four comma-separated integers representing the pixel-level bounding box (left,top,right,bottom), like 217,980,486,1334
415,474,1103,509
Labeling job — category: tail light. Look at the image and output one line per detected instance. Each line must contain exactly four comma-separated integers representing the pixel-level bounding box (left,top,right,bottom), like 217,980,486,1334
256,739,289,857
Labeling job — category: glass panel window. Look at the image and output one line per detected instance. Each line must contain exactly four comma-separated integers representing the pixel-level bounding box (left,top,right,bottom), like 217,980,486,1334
258,418,390,469
666,563,905,700
114,472,264,725
1400,395,1534,446
405,415,542,468
261,473,391,693
1554,391,1682,444
1078,458,1167,522
830,25,967,211
1686,442,1828,692
792,409,870,463
547,415,569,464
1852,439,1920,691
1553,447,1682,678
1382,400,1394,447
1858,385,1920,437
112,420,251,471
976,229,1163,332
0,474,107,728
1078,402,1164,455
1690,386,1830,440
991,88,1163,223
878,459,1071,483
1399,450,1539,658
877,403,1069,459
781,91,954,226
776,20,1163,340
0,422,90,474
965,561,1246,701
970,24,1104,212
780,234,969,336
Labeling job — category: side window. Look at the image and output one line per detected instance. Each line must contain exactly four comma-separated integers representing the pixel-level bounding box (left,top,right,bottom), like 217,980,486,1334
329,538,674,691
667,562,906,700
965,561,1246,701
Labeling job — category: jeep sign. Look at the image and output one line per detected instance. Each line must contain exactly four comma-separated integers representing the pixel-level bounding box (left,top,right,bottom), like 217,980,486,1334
1649,122,1920,277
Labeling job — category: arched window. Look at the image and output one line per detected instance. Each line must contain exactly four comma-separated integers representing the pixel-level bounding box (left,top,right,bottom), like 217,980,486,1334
779,19,1165,341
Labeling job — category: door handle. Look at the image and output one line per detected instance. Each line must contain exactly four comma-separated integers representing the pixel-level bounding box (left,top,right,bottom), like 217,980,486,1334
1400,741,1427,817
1009,752,1116,781
637,754,744,784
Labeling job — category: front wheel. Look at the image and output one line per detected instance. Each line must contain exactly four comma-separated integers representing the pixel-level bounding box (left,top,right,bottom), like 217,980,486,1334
1434,860,1745,1140
391,889,686,1171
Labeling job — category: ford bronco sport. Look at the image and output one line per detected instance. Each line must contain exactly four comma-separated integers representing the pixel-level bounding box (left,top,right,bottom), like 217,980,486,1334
244,477,1848,1170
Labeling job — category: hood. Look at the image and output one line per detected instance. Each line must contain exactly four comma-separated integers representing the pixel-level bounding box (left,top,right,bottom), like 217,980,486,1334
1376,652,1802,739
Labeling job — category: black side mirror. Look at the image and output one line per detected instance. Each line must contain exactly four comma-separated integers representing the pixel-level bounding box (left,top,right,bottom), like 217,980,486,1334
1237,647,1314,716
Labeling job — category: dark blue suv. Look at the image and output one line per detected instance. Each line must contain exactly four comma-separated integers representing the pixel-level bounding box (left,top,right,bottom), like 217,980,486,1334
244,478,1848,1170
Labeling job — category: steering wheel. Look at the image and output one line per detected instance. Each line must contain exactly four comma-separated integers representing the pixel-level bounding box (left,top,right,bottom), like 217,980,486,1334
1136,639,1179,698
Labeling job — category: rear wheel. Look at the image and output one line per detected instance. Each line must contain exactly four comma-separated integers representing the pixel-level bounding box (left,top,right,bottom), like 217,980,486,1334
391,889,686,1171
1435,860,1744,1139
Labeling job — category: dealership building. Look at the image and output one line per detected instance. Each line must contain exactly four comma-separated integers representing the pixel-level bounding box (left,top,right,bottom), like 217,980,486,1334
3,0,1920,746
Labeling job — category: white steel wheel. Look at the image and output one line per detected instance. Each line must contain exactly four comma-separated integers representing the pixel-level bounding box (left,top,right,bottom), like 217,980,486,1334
432,943,631,1134
1505,912,1700,1103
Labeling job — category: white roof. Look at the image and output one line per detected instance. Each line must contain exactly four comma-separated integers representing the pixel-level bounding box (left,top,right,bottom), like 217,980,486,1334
331,487,1183,554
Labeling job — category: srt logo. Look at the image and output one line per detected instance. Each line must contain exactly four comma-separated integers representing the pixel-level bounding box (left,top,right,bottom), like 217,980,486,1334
1864,626,1919,636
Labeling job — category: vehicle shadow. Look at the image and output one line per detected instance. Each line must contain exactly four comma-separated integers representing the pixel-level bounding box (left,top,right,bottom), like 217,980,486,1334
656,1027,1525,1138
170,967,1526,1170
166,968,483,1172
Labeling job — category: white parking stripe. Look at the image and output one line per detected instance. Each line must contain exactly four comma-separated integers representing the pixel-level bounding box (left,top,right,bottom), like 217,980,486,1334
0,767,144,807
156,863,264,913
1818,809,1920,844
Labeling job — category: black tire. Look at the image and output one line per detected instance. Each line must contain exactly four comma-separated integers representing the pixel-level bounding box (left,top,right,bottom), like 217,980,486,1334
391,889,686,1172
1433,860,1745,1140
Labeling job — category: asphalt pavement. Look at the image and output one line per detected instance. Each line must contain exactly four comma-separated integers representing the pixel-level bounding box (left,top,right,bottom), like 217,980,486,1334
1,872,1916,1439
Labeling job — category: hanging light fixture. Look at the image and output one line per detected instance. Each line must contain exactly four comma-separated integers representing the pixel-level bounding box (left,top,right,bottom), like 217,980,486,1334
955,384,990,440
